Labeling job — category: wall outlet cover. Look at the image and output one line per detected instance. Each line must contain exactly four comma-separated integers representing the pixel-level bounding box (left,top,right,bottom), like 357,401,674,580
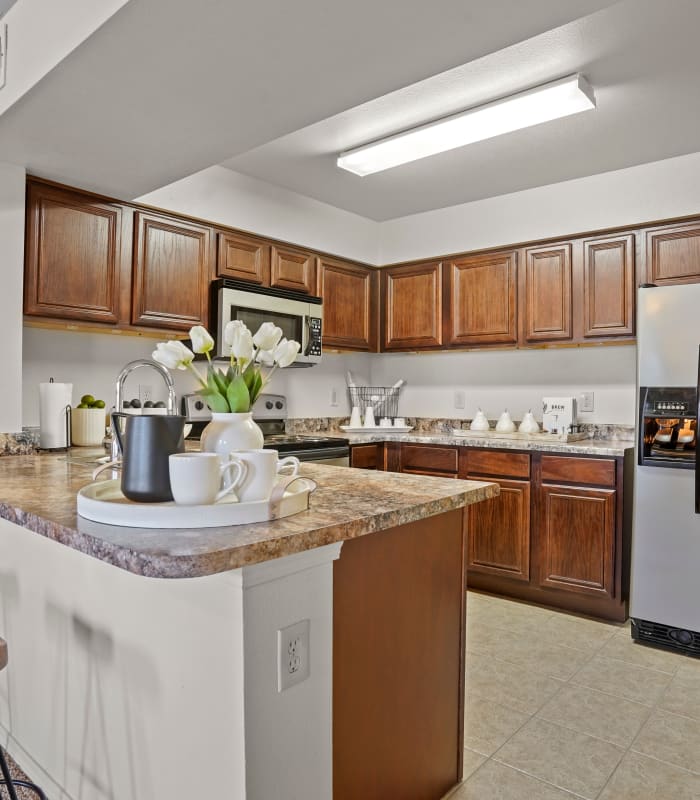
277,618,310,692
579,391,595,413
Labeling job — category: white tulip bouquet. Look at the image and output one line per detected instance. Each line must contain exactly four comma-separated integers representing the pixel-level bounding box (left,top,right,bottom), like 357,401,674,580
153,322,301,413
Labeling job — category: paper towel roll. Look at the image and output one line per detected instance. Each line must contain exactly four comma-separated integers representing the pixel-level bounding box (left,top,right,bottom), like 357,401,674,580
39,381,73,449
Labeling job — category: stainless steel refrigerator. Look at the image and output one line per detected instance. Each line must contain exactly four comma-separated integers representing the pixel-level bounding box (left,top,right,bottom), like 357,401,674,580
631,283,700,655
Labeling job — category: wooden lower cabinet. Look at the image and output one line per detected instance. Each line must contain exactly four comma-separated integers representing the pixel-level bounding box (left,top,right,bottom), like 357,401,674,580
538,484,616,598
359,443,631,620
467,478,530,582
350,444,381,470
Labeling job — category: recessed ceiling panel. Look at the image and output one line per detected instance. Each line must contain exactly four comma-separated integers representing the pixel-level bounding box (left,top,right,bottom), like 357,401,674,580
223,0,700,220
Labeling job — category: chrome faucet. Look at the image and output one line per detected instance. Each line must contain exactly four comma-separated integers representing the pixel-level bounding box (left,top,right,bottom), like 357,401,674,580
110,359,177,461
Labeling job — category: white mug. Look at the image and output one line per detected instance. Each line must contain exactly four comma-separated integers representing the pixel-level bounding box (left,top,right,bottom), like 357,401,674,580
379,418,392,428
168,452,247,506
394,417,405,427
233,450,300,503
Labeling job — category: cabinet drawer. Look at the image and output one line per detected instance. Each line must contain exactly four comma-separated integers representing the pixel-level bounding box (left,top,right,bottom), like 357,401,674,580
400,445,458,474
351,445,379,470
541,456,616,487
466,450,530,479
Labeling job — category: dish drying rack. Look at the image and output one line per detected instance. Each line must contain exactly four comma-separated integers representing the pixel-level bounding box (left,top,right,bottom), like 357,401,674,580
348,384,404,420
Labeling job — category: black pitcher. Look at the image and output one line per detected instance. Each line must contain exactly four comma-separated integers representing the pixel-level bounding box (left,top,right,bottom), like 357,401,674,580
111,412,185,502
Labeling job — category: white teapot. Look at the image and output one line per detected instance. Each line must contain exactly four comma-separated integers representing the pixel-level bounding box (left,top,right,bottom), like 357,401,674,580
495,409,516,433
518,410,540,434
469,409,490,432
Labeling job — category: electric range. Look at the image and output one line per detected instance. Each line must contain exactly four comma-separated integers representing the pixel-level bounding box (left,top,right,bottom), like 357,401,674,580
182,393,350,465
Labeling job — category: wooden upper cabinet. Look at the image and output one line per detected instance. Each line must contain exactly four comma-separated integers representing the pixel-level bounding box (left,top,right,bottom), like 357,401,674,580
582,234,635,338
216,231,270,285
132,211,211,330
538,484,616,598
523,243,572,342
318,258,378,351
24,181,126,324
644,221,700,285
446,250,517,346
270,244,317,294
383,262,443,350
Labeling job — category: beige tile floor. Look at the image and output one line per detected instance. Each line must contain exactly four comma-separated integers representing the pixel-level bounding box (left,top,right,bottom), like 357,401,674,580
449,591,700,800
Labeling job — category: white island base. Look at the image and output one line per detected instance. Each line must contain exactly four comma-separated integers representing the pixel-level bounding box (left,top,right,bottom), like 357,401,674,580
0,517,340,800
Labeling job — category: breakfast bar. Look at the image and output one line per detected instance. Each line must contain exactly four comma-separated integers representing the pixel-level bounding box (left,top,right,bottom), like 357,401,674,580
0,455,497,800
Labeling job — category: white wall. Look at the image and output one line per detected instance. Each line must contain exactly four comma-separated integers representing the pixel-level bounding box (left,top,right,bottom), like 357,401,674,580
0,0,129,116
136,166,382,266
0,162,25,432
380,151,700,263
370,346,637,425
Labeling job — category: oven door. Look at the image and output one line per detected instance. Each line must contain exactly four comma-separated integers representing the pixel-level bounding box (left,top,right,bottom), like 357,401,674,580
283,446,349,466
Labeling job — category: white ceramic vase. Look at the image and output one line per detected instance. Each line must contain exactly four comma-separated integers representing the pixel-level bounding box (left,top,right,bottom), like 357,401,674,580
470,409,491,432
200,412,264,457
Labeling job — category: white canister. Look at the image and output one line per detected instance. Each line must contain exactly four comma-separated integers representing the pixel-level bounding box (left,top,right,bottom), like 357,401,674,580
71,407,107,446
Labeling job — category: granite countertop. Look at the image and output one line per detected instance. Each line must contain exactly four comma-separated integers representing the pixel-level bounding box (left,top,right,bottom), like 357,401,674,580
0,453,498,579
343,432,634,457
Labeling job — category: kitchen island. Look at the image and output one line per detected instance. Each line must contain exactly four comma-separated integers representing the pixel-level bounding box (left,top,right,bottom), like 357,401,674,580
0,454,497,800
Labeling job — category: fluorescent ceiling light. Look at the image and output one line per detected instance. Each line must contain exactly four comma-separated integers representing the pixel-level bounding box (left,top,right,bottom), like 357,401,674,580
337,74,596,177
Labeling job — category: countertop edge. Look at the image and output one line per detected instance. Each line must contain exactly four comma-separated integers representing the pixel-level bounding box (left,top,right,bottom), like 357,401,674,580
0,479,499,579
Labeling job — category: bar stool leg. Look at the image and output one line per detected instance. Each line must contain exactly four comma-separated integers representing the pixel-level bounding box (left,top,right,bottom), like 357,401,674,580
0,747,47,800
0,747,20,800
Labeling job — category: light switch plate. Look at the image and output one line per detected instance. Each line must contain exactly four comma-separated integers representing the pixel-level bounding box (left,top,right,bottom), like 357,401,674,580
579,391,595,413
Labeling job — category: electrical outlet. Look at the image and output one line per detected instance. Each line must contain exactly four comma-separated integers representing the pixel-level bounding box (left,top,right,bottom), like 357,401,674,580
139,384,153,404
330,387,338,407
454,390,466,410
277,619,310,692
579,391,595,413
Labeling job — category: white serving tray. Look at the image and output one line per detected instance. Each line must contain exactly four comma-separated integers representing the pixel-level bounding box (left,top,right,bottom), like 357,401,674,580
340,425,414,433
77,475,316,528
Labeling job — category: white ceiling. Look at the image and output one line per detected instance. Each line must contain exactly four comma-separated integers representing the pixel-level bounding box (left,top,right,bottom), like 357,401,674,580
222,0,700,220
0,0,612,200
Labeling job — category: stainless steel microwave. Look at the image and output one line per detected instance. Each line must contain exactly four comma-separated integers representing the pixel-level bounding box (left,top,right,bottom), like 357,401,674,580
213,279,322,366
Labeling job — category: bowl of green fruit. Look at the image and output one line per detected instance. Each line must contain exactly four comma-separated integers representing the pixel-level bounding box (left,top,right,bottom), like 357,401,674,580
71,394,107,446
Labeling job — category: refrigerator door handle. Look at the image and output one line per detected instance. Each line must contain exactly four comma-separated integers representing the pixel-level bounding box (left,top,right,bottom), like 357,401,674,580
696,345,700,513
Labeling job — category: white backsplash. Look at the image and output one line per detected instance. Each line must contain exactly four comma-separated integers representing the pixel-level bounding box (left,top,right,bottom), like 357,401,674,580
368,346,637,425
22,326,636,427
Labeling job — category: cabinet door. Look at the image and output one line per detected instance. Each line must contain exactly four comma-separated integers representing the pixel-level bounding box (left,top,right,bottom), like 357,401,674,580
24,182,126,324
644,221,700,285
270,245,317,294
350,444,380,470
383,262,443,350
538,484,615,598
446,251,517,346
216,231,270,285
318,258,378,351
467,478,530,582
132,212,211,330
523,243,572,342
583,234,635,338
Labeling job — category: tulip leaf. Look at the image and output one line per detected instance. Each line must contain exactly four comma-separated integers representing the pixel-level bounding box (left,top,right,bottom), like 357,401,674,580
226,375,251,412
249,370,264,404
200,390,230,413
209,365,229,396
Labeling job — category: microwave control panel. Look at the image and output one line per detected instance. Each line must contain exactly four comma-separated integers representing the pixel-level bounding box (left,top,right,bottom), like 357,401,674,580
307,317,322,357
